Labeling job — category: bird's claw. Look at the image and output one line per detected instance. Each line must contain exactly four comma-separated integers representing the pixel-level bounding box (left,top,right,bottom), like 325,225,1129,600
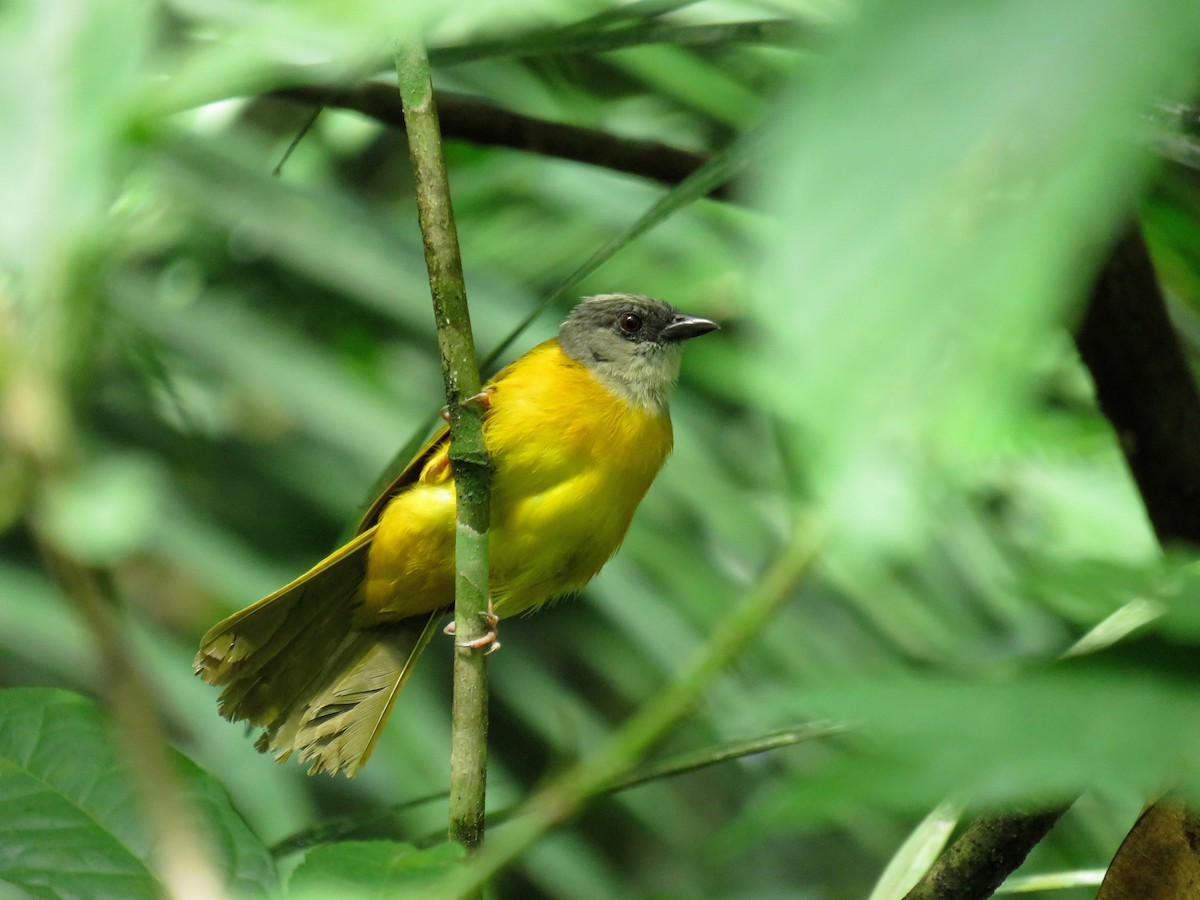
444,608,501,655
441,387,495,422
462,386,495,409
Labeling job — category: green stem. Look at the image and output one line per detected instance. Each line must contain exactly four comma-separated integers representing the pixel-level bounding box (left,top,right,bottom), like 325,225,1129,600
395,40,491,857
432,521,822,898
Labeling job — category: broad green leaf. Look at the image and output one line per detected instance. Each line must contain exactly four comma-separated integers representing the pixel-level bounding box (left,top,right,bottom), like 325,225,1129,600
753,661,1200,825
0,0,148,288
749,0,1199,530
0,563,332,843
0,688,277,898
288,840,464,897
153,0,601,114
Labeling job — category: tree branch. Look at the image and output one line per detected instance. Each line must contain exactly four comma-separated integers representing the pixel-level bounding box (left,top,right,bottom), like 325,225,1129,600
272,84,728,198
1076,225,1200,546
902,806,1071,900
394,41,492,860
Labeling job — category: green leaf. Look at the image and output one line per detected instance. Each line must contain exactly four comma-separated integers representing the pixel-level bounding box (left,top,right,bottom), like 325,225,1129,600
430,18,812,66
749,0,1199,522
152,1,597,114
607,45,762,127
869,799,963,900
0,688,277,899
997,869,1105,893
0,0,149,283
151,134,434,335
755,661,1200,826
288,841,465,897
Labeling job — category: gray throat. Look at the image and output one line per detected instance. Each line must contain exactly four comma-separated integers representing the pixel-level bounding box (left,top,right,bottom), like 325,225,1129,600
562,339,682,415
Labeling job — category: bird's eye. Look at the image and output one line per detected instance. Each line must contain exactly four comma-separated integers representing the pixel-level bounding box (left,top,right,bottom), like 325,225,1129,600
618,313,643,334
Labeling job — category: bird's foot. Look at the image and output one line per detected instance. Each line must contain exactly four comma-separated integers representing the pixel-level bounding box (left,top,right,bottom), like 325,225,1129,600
462,386,496,409
440,386,495,422
443,606,501,655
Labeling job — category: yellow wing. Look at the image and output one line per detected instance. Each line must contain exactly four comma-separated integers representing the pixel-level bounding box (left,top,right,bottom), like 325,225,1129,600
356,421,450,533
194,420,453,776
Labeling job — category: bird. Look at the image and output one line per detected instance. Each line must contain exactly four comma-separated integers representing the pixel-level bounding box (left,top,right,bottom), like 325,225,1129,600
194,294,718,776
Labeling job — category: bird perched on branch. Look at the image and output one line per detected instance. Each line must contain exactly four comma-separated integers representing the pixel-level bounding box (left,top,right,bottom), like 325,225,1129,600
195,294,718,776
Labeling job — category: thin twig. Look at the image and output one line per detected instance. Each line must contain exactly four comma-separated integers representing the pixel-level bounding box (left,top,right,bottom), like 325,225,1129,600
394,40,492,863
272,89,1199,203
270,789,449,857
604,719,848,794
272,103,323,176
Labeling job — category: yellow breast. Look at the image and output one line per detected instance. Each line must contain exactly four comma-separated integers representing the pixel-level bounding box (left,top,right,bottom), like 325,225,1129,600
365,340,673,620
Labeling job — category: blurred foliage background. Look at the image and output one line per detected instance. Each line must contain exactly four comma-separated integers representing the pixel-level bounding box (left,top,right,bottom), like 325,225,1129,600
3,0,1200,897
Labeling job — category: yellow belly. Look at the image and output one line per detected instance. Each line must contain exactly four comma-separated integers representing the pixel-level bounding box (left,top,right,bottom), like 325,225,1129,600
363,340,673,620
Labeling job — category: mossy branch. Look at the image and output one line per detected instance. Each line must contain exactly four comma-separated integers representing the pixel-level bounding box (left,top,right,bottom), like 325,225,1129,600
394,40,492,856
901,806,1070,900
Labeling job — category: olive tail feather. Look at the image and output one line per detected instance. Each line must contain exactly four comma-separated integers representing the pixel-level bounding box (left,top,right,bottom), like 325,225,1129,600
266,615,441,776
193,527,441,776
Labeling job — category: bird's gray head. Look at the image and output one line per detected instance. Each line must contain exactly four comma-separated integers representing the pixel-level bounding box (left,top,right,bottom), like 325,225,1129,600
557,294,718,413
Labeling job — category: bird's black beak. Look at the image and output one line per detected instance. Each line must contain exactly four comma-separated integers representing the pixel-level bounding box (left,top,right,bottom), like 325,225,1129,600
661,313,719,342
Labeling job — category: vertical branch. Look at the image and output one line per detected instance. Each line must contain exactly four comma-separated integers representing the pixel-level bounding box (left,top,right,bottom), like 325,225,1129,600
394,40,493,855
